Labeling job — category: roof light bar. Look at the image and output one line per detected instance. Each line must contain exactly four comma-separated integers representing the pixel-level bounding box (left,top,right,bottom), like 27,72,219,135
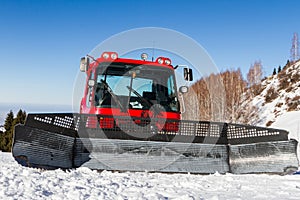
155,57,172,65
101,52,118,60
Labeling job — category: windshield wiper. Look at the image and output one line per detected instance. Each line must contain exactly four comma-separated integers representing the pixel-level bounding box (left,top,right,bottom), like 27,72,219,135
101,80,126,112
126,86,152,107
126,86,162,116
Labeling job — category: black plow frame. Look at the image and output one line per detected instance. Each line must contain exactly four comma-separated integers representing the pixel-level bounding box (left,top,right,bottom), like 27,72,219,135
12,113,299,174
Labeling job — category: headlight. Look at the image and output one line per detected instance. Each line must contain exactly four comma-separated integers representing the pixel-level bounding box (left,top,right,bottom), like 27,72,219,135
141,53,148,61
165,59,171,65
111,53,118,59
102,53,109,59
157,58,164,64
179,86,189,93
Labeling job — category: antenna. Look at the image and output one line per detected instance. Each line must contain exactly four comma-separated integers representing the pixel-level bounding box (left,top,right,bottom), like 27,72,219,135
290,32,299,62
152,41,155,62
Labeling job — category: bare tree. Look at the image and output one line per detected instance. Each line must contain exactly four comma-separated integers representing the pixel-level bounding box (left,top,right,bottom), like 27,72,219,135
183,69,246,123
247,61,263,97
247,61,263,86
222,69,247,122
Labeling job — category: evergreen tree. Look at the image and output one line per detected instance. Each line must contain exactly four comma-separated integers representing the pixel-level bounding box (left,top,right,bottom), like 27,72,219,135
273,68,277,75
15,109,26,125
4,110,14,132
278,65,281,73
0,111,14,151
285,60,290,68
0,110,26,152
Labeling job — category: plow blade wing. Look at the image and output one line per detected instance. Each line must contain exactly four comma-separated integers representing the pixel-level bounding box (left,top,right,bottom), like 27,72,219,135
229,140,298,174
13,125,75,169
12,113,299,174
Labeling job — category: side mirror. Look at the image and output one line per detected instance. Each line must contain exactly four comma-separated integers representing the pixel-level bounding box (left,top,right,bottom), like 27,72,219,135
179,86,189,94
80,57,90,72
184,68,193,81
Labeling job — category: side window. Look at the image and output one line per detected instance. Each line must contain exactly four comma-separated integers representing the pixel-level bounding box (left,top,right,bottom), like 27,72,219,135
167,76,175,96
86,87,92,108
85,72,95,108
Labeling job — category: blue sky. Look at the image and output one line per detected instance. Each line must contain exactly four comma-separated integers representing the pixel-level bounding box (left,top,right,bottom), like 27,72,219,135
0,0,299,107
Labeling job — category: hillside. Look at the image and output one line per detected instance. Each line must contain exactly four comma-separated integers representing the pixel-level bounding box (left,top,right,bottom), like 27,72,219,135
0,126,4,133
249,60,300,126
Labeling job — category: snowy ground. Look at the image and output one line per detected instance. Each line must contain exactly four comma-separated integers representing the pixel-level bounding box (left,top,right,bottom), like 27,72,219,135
0,152,300,200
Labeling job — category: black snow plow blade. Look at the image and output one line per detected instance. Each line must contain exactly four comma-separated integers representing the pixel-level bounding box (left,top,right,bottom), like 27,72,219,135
12,113,299,174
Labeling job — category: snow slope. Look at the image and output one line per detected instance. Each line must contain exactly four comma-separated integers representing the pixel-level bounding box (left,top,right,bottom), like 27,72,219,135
247,60,300,163
252,60,300,127
271,111,300,162
272,111,300,140
1,152,300,200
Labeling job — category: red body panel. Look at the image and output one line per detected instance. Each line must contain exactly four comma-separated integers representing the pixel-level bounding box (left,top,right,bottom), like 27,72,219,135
83,108,180,131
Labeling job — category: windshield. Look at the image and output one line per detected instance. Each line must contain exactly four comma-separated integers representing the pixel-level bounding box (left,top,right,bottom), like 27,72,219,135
94,63,179,112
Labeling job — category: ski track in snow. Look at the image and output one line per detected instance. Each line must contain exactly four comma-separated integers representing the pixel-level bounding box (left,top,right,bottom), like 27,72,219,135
1,152,300,200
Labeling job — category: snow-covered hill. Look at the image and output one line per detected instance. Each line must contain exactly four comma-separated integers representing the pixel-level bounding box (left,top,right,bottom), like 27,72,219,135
237,60,300,160
247,60,300,137
0,152,300,200
253,60,300,126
